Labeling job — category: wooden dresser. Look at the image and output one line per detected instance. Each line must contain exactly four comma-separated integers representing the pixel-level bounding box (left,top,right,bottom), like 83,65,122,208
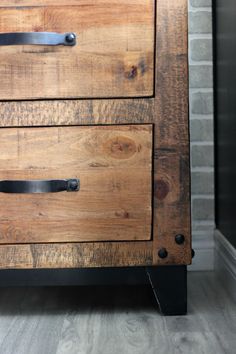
0,0,191,315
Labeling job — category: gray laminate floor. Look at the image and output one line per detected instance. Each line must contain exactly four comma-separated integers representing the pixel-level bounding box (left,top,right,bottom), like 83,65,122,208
0,272,235,354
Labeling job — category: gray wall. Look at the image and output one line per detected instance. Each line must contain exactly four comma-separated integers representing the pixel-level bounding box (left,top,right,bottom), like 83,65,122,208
188,0,215,270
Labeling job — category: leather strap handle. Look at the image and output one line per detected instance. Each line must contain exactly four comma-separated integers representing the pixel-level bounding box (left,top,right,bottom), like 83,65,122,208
0,32,77,46
0,179,80,194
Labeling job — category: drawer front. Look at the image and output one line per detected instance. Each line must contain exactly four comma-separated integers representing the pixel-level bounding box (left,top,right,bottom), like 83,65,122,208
0,125,152,244
0,0,154,100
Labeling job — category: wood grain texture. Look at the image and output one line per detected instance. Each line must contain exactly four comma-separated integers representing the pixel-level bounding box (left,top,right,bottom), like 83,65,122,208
0,242,153,269
0,1,154,100
0,125,152,244
152,0,191,265
0,273,235,354
0,0,191,267
0,0,152,5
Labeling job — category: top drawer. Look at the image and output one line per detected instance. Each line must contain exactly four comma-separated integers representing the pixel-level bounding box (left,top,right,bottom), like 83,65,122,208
0,0,155,100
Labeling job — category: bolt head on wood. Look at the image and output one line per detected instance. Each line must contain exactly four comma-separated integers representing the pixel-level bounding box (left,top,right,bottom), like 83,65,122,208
65,33,76,44
158,248,168,259
67,179,79,191
175,234,185,245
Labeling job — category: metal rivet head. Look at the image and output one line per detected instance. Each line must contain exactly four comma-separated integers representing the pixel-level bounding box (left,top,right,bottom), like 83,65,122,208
68,179,79,191
175,234,185,245
65,33,76,44
158,248,168,259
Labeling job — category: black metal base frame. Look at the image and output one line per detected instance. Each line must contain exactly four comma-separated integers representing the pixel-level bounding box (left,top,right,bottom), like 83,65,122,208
0,266,187,316
146,265,187,316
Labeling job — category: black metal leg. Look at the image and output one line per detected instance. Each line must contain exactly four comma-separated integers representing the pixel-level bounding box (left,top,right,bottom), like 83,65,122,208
146,266,187,316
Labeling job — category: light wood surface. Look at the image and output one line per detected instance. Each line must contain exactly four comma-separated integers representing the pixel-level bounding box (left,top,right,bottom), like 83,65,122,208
0,125,152,244
0,1,154,100
0,0,191,266
1,0,152,5
0,272,235,354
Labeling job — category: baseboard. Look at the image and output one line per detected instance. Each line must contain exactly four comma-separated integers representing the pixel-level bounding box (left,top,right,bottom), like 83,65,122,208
188,237,214,271
215,229,236,301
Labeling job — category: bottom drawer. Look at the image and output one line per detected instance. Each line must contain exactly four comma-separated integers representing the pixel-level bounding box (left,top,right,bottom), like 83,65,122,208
0,124,153,244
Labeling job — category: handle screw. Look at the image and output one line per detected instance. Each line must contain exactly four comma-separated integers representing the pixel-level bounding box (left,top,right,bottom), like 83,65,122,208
65,33,76,44
68,179,79,191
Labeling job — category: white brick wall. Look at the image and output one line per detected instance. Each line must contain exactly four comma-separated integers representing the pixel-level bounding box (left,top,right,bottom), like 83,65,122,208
188,0,215,270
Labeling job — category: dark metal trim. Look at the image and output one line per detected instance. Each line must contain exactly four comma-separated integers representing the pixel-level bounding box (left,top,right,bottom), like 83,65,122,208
0,179,80,194
146,266,187,316
0,32,77,46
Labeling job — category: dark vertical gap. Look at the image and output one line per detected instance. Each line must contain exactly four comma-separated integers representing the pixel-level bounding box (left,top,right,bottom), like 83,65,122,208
153,0,157,98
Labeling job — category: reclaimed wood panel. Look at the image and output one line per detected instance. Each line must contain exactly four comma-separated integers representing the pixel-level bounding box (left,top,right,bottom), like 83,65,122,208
0,0,191,267
0,1,151,6
0,1,154,100
152,0,191,265
0,125,153,244
0,242,153,269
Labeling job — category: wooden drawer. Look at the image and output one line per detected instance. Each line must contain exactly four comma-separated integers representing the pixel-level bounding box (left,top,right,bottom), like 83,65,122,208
0,124,153,244
0,0,155,100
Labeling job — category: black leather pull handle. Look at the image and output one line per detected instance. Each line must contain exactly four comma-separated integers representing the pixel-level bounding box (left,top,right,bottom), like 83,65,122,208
0,32,77,46
0,179,80,194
